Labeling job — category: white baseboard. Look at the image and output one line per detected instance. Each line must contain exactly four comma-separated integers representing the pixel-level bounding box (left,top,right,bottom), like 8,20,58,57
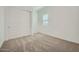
40,32,64,39
40,32,79,44
6,33,32,41
0,40,4,48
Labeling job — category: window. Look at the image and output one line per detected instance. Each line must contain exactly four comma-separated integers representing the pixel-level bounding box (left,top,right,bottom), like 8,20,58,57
43,14,48,25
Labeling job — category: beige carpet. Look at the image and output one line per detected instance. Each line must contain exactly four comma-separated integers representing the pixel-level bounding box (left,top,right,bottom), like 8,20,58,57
1,33,79,52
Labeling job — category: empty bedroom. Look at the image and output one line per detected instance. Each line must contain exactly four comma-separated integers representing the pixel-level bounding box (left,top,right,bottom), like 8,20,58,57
0,6,79,52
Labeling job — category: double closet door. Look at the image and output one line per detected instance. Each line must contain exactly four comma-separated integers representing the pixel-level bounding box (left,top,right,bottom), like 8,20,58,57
6,8,31,40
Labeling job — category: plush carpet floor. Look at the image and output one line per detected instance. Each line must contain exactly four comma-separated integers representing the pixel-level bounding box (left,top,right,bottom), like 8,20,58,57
1,33,79,52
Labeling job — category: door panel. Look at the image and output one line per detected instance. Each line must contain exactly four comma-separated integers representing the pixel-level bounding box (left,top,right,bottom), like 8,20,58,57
6,8,31,40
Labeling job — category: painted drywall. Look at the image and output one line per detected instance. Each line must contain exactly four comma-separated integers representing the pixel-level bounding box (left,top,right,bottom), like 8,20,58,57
32,6,44,34
5,7,32,40
0,7,5,47
14,6,33,11
32,9,38,34
38,6,79,43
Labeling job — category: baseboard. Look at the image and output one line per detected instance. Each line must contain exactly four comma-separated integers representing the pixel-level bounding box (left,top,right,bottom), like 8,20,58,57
40,32,79,44
0,40,4,48
40,32,64,40
6,33,32,41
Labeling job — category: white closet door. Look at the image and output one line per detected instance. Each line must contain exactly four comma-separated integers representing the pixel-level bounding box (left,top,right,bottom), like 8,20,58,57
6,8,31,40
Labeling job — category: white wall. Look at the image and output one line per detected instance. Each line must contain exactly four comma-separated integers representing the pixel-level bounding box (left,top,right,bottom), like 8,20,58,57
32,6,44,34
38,6,79,43
32,9,38,34
5,7,32,40
0,7,5,47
